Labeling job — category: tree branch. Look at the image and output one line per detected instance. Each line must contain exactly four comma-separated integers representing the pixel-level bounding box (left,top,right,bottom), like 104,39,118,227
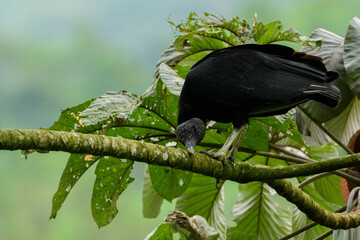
1,129,360,229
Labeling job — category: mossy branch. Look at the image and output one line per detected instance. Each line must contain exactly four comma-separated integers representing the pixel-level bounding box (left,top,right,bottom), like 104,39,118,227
1,129,360,229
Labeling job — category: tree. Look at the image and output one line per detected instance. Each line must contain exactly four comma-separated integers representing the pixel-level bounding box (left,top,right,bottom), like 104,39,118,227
1,13,360,240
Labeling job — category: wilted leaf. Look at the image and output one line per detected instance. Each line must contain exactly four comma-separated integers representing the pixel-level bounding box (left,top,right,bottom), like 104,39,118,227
80,91,138,130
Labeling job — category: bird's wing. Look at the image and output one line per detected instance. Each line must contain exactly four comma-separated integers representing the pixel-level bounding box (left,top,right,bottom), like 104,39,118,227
185,44,339,113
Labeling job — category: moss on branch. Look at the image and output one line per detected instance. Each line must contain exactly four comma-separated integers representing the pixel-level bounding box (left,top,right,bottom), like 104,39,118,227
1,129,360,229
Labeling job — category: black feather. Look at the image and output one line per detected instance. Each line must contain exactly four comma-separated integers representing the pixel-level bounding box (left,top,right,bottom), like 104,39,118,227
177,44,340,129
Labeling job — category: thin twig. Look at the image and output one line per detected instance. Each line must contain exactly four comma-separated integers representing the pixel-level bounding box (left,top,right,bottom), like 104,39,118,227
298,105,353,154
281,202,357,240
298,172,332,188
270,143,360,185
314,229,333,240
279,222,318,240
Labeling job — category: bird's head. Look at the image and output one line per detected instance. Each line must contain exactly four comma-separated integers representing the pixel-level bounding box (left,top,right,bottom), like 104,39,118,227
176,118,206,154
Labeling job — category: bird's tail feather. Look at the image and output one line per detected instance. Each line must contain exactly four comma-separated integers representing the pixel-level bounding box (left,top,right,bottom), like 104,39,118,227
304,84,341,108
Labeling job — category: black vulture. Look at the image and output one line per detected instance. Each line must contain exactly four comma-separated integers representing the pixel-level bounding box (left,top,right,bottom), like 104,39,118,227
175,44,340,161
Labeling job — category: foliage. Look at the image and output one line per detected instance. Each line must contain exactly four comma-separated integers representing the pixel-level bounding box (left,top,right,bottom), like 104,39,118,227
298,17,360,147
26,13,360,239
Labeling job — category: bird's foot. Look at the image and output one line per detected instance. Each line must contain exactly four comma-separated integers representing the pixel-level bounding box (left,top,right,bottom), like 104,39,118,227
199,150,234,163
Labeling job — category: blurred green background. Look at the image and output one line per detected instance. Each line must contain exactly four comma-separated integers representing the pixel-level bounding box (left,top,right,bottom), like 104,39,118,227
0,0,359,239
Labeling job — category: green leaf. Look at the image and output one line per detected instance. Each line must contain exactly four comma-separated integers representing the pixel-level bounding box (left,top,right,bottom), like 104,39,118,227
175,174,227,240
240,119,269,151
306,144,345,206
50,153,100,219
344,17,360,98
302,184,340,211
229,182,292,239
160,13,322,77
300,28,354,123
255,113,306,147
325,97,360,145
142,166,164,218
148,165,192,202
254,20,321,49
145,223,174,240
91,157,134,228
109,71,180,145
49,99,95,132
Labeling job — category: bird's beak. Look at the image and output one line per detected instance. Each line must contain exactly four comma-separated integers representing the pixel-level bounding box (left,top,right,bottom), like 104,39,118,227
187,145,195,154
185,141,195,154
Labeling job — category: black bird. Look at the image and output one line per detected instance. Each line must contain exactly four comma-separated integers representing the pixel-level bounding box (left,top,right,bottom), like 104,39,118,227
175,44,340,161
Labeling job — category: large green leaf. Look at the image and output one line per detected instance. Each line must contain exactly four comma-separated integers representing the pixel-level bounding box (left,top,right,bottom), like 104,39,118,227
325,97,360,145
148,165,192,202
110,67,180,145
175,174,227,240
49,99,95,132
91,157,134,228
229,182,292,240
50,154,100,219
307,144,345,206
142,166,164,218
254,113,306,148
49,91,139,220
300,28,354,123
344,17,360,98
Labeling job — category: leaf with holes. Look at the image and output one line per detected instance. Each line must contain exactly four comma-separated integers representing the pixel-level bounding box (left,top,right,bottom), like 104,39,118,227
50,153,100,219
175,174,227,240
91,157,134,228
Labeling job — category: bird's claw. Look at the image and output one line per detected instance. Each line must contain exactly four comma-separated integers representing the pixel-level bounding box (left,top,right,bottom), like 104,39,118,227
199,150,235,163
